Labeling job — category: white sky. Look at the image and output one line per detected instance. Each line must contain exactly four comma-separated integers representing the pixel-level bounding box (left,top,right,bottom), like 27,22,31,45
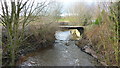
0,0,118,15
55,0,118,16
56,0,118,2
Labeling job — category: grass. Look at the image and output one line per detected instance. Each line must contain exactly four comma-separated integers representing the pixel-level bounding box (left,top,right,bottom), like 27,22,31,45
58,18,70,22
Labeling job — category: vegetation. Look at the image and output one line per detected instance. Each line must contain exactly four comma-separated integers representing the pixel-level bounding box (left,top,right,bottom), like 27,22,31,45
77,2,120,66
0,0,61,66
65,2,94,26
58,18,70,22
0,24,2,67
0,0,119,67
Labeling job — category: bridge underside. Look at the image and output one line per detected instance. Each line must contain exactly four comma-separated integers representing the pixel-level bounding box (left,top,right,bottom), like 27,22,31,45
59,26,84,35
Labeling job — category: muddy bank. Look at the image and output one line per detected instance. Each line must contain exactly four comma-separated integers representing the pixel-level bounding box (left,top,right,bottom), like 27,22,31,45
76,35,108,66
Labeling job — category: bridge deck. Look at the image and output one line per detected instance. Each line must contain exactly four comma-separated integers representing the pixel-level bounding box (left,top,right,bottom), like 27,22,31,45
59,26,84,29
59,26,84,35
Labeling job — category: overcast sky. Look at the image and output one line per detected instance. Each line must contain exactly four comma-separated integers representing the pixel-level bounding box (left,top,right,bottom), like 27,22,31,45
0,0,118,16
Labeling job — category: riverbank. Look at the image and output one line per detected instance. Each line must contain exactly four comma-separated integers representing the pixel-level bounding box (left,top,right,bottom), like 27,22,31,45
2,23,58,66
76,24,119,66
76,35,108,66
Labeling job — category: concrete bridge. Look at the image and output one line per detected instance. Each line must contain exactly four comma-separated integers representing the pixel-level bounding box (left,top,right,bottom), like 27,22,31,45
59,26,84,35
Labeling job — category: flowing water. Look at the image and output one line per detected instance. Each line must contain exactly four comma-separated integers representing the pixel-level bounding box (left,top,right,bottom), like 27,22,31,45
20,30,101,66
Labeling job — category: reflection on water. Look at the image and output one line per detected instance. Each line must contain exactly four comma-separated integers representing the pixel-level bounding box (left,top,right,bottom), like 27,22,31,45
55,31,71,41
55,29,81,41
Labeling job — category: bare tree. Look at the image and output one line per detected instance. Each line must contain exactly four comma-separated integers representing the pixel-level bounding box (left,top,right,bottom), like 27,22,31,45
67,2,97,26
0,0,48,66
42,1,62,23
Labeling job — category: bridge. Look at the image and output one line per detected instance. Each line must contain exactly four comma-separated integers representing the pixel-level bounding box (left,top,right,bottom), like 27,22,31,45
59,26,84,35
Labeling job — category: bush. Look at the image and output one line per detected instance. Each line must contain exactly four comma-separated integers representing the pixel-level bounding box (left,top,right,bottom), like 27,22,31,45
80,10,119,66
2,22,59,66
77,3,120,65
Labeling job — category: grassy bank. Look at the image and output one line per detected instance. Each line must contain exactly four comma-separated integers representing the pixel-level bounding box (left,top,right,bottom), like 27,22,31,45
77,10,119,66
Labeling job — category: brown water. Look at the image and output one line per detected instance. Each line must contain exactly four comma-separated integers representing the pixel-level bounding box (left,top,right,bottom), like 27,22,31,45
20,30,101,66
